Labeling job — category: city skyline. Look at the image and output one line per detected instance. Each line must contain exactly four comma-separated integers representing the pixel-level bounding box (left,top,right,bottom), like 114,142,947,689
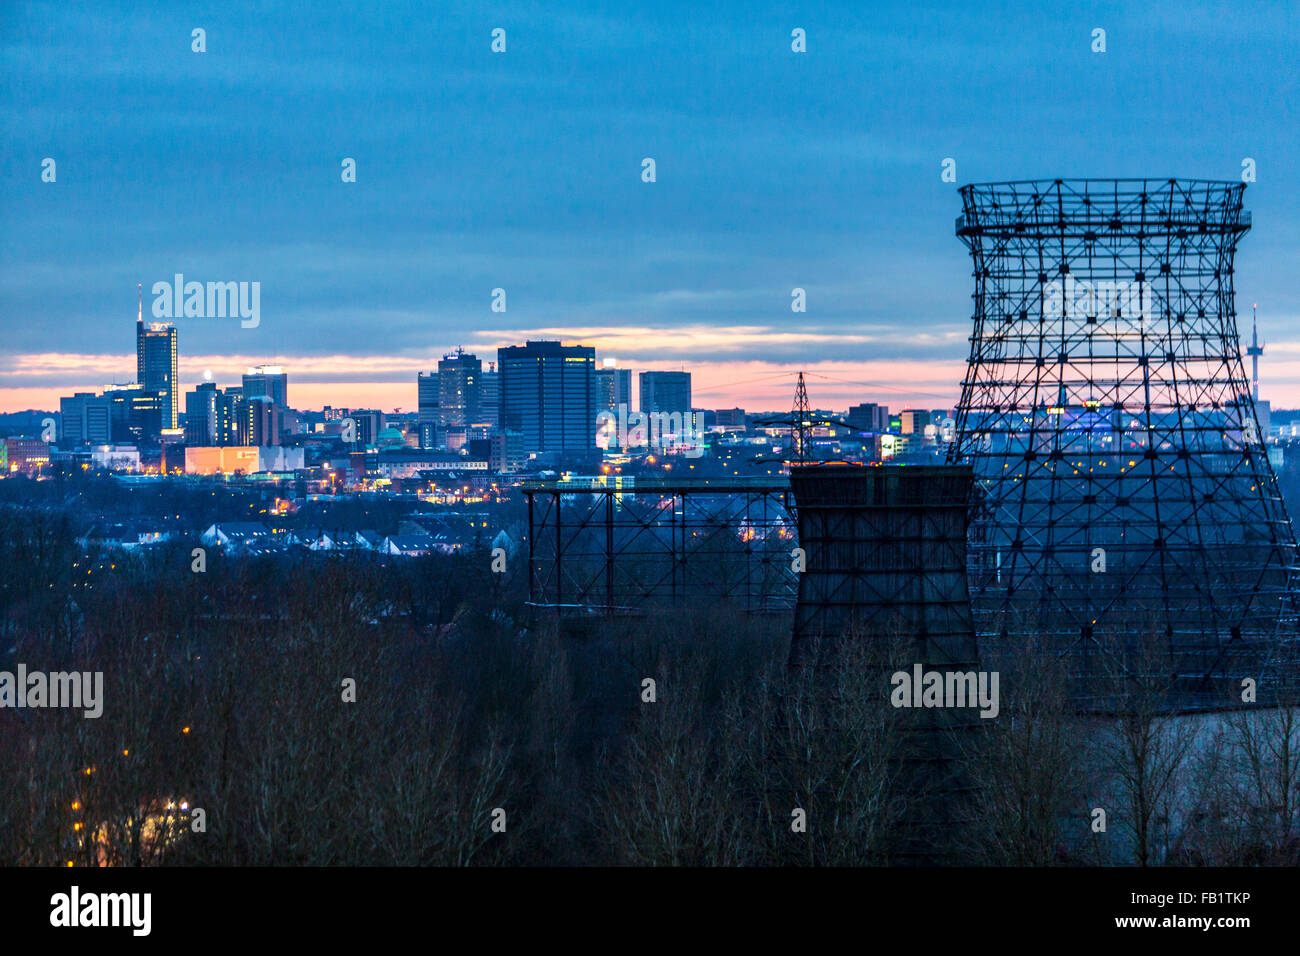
13,296,970,415
5,2,1300,413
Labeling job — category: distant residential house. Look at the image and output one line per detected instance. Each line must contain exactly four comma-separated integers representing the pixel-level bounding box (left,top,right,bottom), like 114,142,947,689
429,532,465,554
200,522,282,552
355,529,385,551
80,520,173,550
380,533,438,557
405,512,494,551
320,531,349,551
239,540,289,558
491,529,516,556
291,528,347,551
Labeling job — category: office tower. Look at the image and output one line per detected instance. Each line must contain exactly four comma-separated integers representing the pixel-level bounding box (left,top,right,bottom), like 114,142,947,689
58,394,86,448
185,382,237,446
217,391,239,443
595,368,618,414
899,409,931,435
595,360,633,414
347,409,385,446
443,425,468,452
438,349,482,428
104,382,164,443
491,430,525,473
714,408,747,428
950,178,1297,705
1257,399,1272,440
498,340,596,455
417,372,440,447
136,289,178,430
59,392,112,448
417,372,439,416
3,438,52,474
236,396,280,446
185,383,219,445
594,366,633,414
242,366,288,409
847,403,888,433
479,366,500,425
639,371,691,415
613,366,632,407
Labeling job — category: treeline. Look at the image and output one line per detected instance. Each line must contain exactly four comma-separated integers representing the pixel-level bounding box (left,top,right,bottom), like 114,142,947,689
1,506,1299,866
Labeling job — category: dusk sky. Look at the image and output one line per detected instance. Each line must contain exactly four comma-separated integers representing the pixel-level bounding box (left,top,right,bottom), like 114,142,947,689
4,0,1300,413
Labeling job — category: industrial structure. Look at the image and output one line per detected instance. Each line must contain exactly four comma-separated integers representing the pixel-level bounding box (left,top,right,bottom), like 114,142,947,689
790,463,977,666
523,476,797,615
949,178,1298,707
787,463,980,860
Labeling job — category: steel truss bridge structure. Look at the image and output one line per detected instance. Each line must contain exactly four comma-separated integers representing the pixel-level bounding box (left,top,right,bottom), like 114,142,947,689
949,178,1298,707
523,476,798,615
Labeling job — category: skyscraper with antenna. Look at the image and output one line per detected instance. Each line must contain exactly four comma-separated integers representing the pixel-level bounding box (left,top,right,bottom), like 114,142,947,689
1248,302,1264,401
136,283,179,432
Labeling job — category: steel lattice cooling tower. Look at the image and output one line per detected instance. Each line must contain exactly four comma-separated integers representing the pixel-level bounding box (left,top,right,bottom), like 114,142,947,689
949,178,1298,707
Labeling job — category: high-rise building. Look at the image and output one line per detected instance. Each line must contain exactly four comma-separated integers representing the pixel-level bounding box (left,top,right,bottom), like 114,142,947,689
595,365,633,415
236,396,280,446
491,429,525,473
479,366,500,425
136,288,178,431
243,366,288,409
899,409,931,436
847,403,889,433
438,349,482,428
595,368,617,415
59,392,112,448
595,360,633,414
714,407,747,429
417,371,440,448
498,340,596,455
185,382,237,446
417,372,439,419
347,409,385,447
3,438,52,474
105,382,164,443
639,371,691,415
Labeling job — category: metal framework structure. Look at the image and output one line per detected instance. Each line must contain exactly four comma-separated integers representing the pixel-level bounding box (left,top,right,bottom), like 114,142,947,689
791,464,977,666
787,464,980,859
791,372,812,463
523,476,797,615
949,178,1298,706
